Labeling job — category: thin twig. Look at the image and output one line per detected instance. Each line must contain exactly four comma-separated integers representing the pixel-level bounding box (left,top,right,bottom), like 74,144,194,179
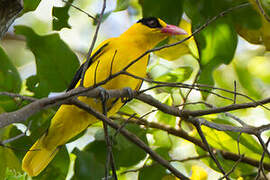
257,135,270,158
113,113,270,171
101,93,118,180
0,92,37,102
255,0,270,22
71,99,190,180
179,70,201,122
145,3,250,53
1,120,32,145
256,137,270,180
218,131,243,180
199,102,248,127
237,133,242,156
0,121,33,152
218,155,244,180
80,0,106,86
62,0,96,20
121,154,210,175
0,4,255,127
102,102,109,180
120,160,150,175
122,71,270,112
113,113,136,138
193,121,228,179
233,80,237,104
2,86,270,135
170,154,210,162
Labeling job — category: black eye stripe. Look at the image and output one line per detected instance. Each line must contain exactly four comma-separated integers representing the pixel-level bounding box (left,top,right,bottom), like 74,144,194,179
137,17,162,28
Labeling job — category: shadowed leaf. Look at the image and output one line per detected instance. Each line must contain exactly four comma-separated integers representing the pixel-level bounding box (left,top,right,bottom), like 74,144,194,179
0,46,21,111
14,25,80,97
52,0,74,31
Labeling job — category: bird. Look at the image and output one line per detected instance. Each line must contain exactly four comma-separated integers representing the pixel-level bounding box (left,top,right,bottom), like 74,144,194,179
22,17,187,177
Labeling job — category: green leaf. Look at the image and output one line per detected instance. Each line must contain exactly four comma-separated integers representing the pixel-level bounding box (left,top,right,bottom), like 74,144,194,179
0,46,21,92
202,116,265,157
234,61,263,99
0,46,21,111
72,148,105,180
73,123,148,178
185,0,238,98
52,0,74,31
115,0,130,12
0,126,22,178
155,96,176,126
23,0,42,13
196,146,256,179
14,26,80,97
195,116,269,177
203,124,261,156
33,146,70,180
198,19,237,66
5,149,22,173
5,168,26,180
196,19,237,98
7,125,33,161
155,147,170,160
138,164,167,180
139,0,183,25
153,130,172,149
0,147,22,180
232,4,262,30
155,66,193,83
25,109,54,140
0,148,7,180
91,124,148,167
112,124,148,167
184,0,242,25
153,65,193,93
260,0,270,16
7,117,69,179
6,110,54,162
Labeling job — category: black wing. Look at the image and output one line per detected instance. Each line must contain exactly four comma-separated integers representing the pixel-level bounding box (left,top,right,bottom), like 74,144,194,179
66,43,108,91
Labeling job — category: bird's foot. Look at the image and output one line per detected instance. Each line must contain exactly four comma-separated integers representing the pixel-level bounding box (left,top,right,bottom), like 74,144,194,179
97,87,110,103
121,87,134,103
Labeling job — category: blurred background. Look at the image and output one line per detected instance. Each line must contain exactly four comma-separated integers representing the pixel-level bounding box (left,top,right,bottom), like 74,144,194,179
1,0,270,179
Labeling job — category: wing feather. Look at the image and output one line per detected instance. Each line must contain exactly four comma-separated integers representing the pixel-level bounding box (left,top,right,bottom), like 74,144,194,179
66,43,108,91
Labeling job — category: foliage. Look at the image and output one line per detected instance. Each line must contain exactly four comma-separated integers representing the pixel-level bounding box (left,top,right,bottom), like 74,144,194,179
1,0,270,179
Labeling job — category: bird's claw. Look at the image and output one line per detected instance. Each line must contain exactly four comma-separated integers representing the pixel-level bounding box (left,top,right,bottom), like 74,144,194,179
121,87,134,103
97,87,110,103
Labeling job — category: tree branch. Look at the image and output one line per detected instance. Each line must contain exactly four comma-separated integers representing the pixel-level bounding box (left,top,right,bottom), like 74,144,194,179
0,0,23,39
114,113,270,171
71,99,190,180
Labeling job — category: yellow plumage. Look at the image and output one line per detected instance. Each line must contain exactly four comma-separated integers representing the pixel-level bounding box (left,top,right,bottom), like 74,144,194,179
22,17,186,176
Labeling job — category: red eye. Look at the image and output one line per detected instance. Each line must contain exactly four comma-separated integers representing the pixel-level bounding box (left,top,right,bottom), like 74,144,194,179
147,19,158,28
137,17,162,28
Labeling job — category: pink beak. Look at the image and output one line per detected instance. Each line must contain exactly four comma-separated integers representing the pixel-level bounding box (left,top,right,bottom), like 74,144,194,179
161,24,188,35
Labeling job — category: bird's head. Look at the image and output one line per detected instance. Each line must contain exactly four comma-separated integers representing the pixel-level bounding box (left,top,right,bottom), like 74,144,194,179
121,17,187,48
137,17,187,36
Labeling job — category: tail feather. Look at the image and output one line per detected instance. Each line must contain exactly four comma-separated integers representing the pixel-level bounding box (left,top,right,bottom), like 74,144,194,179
22,135,59,177
22,105,99,176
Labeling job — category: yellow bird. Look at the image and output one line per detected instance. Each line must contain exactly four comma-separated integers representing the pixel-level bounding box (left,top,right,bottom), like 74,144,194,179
22,17,186,176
